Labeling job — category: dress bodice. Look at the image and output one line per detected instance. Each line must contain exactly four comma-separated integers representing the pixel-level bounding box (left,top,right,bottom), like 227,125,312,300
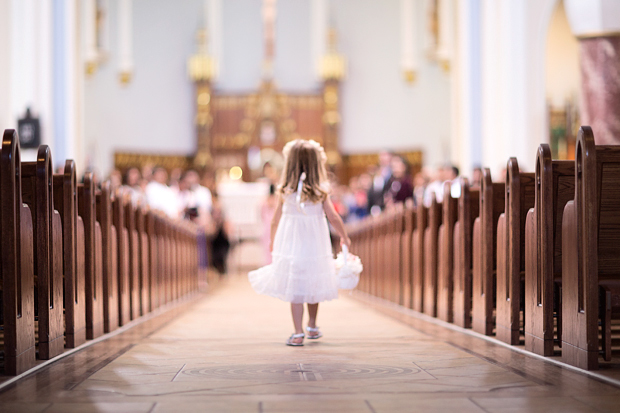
281,194,325,217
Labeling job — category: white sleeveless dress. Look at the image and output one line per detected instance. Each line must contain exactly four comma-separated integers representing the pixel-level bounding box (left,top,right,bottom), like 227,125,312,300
248,194,338,304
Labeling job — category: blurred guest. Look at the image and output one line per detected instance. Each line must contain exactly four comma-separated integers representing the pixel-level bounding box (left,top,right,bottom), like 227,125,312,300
367,166,385,215
366,151,393,214
178,169,212,226
122,167,145,205
448,165,461,199
385,156,413,206
109,169,122,188
424,166,446,206
413,171,429,207
210,194,232,275
145,167,179,218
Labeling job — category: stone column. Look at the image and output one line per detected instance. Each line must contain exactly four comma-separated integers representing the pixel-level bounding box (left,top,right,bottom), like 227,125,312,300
565,0,620,144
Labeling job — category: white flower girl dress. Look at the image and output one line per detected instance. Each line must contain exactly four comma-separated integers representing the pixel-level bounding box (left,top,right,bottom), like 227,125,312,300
248,193,338,304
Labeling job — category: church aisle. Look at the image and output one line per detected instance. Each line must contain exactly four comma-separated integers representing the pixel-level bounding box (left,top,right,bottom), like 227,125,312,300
1,275,619,413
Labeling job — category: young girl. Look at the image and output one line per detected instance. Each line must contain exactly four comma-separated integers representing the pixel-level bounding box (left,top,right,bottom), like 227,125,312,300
248,139,351,346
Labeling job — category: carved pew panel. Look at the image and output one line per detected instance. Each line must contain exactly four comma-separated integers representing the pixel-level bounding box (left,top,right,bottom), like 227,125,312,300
496,159,535,345
125,200,141,319
438,183,458,323
401,201,415,309
386,203,404,304
113,189,131,325
146,211,158,310
472,169,505,336
52,160,86,348
453,179,479,328
524,145,574,356
21,146,64,360
136,205,150,315
562,127,620,370
1,130,36,375
96,182,119,332
423,193,442,317
412,202,428,312
78,174,104,339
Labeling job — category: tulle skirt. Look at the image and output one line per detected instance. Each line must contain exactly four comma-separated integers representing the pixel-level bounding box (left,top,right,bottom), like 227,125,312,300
248,210,339,304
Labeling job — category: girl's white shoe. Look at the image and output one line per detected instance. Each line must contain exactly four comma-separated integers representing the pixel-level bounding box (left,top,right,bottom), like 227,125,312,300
286,333,305,346
306,326,323,339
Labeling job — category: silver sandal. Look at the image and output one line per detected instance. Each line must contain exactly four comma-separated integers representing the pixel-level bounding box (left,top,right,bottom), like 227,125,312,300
286,333,305,346
306,326,323,339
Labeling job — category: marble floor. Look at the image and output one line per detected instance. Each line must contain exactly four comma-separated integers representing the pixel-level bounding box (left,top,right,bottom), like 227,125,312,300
1,274,620,412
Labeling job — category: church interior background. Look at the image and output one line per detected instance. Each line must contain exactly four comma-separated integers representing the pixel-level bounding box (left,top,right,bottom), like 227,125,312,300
2,0,606,267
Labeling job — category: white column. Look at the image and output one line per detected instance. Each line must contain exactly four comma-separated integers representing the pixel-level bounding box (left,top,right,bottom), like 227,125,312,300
311,0,328,80
480,0,503,176
453,0,482,176
84,0,98,72
205,0,222,80
437,0,455,67
118,0,133,80
0,0,12,129
400,0,418,80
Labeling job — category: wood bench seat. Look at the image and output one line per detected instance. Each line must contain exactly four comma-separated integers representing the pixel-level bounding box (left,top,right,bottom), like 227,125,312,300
78,173,104,339
52,160,86,347
472,169,505,336
453,179,479,328
496,158,535,345
423,193,442,317
21,146,64,360
562,126,620,370
438,182,458,323
1,130,36,375
524,144,574,356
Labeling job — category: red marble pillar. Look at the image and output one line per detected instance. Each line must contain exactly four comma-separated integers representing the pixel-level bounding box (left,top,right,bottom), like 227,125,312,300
579,36,620,145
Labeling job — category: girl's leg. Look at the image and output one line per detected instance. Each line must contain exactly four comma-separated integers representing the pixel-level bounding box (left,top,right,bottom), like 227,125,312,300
290,303,304,344
307,303,319,328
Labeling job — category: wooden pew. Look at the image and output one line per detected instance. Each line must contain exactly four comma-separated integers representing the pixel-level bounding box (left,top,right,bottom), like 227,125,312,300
412,202,427,312
524,144,574,356
401,200,415,309
155,214,169,306
125,199,141,319
423,193,442,317
52,160,86,347
78,173,104,339
146,210,159,310
388,206,403,304
453,179,479,328
496,159,535,345
21,145,64,360
96,182,119,332
472,169,505,336
437,182,458,323
113,189,131,324
562,126,620,370
1,130,36,375
136,205,150,315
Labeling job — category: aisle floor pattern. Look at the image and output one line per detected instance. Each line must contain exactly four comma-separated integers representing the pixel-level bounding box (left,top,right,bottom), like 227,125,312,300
1,274,620,412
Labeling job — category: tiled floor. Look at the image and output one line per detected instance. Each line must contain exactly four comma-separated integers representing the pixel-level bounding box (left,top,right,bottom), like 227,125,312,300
1,274,620,412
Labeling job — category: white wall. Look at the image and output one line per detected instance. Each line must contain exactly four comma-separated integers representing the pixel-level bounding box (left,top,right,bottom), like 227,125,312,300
85,0,453,175
85,0,204,176
332,0,452,168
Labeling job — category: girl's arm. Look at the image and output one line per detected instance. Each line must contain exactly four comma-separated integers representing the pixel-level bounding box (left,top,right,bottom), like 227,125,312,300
323,196,351,248
269,197,284,251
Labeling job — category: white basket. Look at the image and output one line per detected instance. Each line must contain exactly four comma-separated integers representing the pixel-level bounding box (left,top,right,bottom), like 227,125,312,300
334,245,363,290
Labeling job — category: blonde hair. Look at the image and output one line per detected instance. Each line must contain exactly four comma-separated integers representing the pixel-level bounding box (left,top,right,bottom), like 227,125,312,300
278,139,329,203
